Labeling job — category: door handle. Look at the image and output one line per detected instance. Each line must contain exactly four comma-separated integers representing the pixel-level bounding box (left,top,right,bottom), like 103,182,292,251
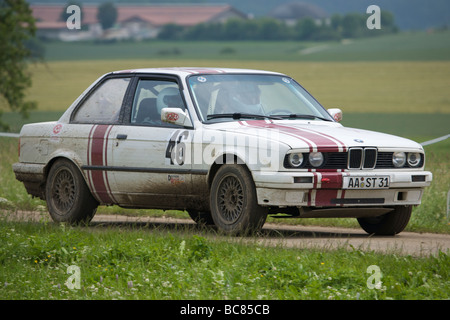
116,134,128,140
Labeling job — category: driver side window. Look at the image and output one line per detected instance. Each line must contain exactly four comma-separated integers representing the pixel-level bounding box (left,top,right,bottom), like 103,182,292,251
131,79,185,127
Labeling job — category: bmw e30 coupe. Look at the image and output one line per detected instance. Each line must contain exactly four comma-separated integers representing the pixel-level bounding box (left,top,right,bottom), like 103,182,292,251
13,67,432,235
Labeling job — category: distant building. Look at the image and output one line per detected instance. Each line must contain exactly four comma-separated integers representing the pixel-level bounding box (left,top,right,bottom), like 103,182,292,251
270,2,328,26
31,4,248,41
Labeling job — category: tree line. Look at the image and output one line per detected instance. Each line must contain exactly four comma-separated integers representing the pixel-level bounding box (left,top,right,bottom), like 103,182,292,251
158,11,397,41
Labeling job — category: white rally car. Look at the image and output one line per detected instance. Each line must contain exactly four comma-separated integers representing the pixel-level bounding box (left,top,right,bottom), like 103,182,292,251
13,67,432,235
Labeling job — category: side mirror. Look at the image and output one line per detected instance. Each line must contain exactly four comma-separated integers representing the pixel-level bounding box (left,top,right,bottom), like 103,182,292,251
161,108,192,127
327,108,343,122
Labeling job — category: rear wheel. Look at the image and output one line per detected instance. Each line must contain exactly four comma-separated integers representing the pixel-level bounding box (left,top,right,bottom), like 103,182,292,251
210,164,267,235
357,205,412,235
46,159,98,224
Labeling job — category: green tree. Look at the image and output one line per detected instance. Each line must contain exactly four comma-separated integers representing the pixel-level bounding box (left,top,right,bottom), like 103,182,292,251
157,23,184,40
296,17,319,40
97,2,117,30
0,0,37,130
257,18,288,40
342,13,365,38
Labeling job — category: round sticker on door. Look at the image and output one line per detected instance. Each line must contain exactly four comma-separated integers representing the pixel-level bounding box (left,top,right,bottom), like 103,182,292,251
53,124,62,135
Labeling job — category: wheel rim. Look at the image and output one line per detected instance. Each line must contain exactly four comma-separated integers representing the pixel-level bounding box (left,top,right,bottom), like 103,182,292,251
217,175,244,224
52,168,76,214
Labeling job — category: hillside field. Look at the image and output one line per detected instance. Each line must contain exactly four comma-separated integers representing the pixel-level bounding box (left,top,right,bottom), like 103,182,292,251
25,59,450,115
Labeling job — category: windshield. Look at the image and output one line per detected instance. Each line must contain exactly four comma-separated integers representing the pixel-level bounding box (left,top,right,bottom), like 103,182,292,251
188,74,333,122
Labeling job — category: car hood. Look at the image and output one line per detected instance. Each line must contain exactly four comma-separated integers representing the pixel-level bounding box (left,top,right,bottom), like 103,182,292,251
205,120,423,152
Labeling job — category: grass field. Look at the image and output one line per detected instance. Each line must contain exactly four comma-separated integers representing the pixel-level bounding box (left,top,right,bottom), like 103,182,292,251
0,219,448,300
41,31,450,62
17,60,449,115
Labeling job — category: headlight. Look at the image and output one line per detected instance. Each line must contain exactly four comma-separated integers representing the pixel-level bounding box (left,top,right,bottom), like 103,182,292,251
309,152,324,167
288,153,304,167
392,152,406,168
407,152,421,167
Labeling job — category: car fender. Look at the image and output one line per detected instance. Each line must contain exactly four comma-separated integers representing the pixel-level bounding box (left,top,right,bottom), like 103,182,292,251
45,149,86,181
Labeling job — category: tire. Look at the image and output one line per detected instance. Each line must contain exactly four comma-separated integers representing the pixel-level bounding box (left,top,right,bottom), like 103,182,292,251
357,205,412,235
187,210,215,226
45,159,98,224
210,164,268,235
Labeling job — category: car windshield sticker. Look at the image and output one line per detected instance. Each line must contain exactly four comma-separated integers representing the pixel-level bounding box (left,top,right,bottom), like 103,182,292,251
282,77,291,84
197,76,207,83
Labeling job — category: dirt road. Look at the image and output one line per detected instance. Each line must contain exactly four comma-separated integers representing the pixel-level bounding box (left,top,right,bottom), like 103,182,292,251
9,211,450,257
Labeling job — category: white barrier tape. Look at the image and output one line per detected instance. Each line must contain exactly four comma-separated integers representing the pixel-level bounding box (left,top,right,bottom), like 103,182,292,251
447,190,450,220
420,134,450,146
0,132,20,138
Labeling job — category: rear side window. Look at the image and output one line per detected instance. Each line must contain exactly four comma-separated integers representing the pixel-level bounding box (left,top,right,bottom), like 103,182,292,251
72,77,130,123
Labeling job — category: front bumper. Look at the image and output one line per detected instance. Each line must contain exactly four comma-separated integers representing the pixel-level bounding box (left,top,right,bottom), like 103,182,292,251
253,170,432,207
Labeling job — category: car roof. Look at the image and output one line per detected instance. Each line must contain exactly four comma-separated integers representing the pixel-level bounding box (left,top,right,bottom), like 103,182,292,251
111,67,284,77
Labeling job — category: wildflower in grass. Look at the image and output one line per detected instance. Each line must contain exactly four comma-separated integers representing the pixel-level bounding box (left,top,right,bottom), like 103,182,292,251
179,240,186,256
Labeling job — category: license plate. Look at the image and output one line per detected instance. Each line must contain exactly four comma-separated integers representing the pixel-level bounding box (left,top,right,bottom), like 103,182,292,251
343,176,390,189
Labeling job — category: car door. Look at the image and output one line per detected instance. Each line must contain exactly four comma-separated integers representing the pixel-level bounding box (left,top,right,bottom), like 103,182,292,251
71,75,132,205
109,76,195,208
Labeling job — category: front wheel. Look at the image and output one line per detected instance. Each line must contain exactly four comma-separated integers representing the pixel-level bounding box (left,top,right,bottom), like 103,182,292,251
210,164,267,235
45,159,98,224
187,210,214,226
357,205,412,235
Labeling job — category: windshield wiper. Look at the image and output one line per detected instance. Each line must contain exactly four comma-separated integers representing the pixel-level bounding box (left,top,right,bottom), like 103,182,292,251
207,113,283,121
270,114,332,121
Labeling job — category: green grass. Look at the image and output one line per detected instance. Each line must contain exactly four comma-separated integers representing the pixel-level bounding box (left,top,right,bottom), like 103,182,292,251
341,113,450,142
41,31,450,62
0,219,448,300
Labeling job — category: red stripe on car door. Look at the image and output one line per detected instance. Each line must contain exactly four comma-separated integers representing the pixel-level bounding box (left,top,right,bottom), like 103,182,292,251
87,125,115,204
